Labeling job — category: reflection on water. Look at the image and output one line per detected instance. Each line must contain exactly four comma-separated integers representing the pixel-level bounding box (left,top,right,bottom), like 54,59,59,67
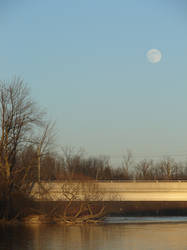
1,217,187,250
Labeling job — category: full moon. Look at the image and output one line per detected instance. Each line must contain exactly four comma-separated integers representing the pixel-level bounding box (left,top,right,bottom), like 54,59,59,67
146,49,162,63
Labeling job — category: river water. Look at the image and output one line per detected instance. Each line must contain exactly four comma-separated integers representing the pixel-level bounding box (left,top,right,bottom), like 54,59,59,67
1,217,187,250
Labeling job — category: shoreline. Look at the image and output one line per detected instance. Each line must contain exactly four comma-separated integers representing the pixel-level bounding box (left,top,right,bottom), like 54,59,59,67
1,200,187,225
2,215,187,226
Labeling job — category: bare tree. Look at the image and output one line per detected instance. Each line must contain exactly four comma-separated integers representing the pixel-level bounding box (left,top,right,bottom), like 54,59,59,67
135,159,153,180
0,78,44,179
122,149,133,179
61,146,85,180
158,157,177,180
33,121,56,182
32,180,106,224
0,78,45,218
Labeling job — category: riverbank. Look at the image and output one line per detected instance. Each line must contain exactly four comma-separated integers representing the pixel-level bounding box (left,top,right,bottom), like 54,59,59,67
1,201,187,225
34,200,187,216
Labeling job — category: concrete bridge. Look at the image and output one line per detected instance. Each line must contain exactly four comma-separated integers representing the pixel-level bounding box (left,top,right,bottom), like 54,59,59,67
32,181,187,201
97,181,187,201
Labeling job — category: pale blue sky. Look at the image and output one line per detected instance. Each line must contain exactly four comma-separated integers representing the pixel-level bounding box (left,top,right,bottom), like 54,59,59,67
0,0,187,164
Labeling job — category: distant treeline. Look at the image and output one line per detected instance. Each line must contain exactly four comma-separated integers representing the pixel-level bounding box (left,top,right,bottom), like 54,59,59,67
17,145,187,181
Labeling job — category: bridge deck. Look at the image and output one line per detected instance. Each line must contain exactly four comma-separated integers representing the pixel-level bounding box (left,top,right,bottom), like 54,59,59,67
31,181,187,201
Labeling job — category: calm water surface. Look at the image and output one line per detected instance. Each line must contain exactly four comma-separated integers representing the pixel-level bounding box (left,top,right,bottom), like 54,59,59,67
1,217,187,250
